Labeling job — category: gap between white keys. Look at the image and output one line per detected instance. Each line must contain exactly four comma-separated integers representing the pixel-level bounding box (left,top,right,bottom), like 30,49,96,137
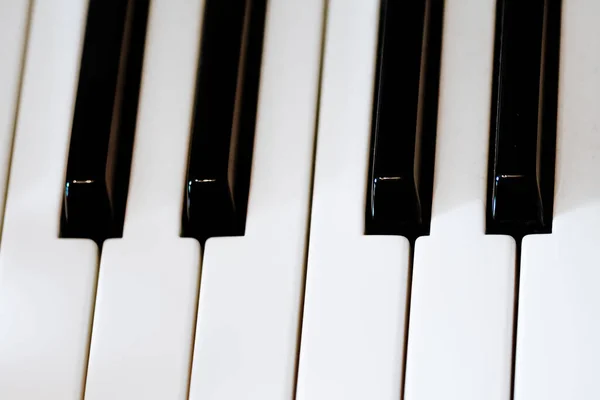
404,1,516,400
83,1,204,399
295,1,410,399
0,1,97,399
187,1,325,399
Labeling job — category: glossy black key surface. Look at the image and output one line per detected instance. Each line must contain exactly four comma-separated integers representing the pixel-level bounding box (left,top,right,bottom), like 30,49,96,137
486,0,561,236
61,0,149,243
183,0,267,242
365,0,444,237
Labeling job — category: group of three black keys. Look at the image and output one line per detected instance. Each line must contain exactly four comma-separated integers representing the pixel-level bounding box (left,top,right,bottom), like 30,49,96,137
61,0,561,245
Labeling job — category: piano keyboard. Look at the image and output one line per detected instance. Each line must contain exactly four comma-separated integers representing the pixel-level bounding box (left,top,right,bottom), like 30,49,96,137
0,0,595,399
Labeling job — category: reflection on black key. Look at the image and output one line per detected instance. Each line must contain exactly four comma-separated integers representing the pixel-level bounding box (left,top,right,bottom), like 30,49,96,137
183,0,267,242
486,0,561,236
61,0,149,243
365,0,444,238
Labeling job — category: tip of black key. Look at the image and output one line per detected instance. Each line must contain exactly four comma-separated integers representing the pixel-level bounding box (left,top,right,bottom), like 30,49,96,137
62,179,112,243
365,0,444,238
184,178,239,243
367,176,422,236
60,0,149,244
181,0,267,243
491,174,545,234
485,0,562,237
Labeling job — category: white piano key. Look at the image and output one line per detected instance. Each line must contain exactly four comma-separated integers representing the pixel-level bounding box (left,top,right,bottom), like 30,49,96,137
404,1,516,399
295,1,410,399
0,1,98,399
187,1,324,399
83,1,204,399
514,1,600,398
0,0,30,235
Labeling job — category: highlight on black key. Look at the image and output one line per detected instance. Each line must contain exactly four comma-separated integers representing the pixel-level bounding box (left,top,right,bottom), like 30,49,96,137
486,0,562,237
61,0,150,244
365,0,445,239
182,0,267,243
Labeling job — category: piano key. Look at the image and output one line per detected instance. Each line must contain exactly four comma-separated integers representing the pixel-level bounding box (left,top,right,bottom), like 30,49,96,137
0,0,99,398
403,0,516,399
0,0,30,238
183,0,263,242
486,0,560,236
366,0,443,237
514,0,600,398
83,0,204,398
295,1,410,398
61,0,148,244
187,1,323,398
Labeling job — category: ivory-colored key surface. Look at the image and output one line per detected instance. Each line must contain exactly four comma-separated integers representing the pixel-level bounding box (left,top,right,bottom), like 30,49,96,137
296,1,410,398
0,0,30,235
515,1,600,398
83,1,204,399
187,1,325,399
0,1,98,399
404,0,516,399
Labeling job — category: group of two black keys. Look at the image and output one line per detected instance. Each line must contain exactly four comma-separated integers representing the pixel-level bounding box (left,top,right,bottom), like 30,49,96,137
367,0,561,239
62,0,266,244
61,0,561,246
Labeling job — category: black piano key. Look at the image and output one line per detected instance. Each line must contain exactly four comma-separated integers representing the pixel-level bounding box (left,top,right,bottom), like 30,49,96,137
365,0,444,237
183,0,267,242
486,0,561,236
61,0,149,243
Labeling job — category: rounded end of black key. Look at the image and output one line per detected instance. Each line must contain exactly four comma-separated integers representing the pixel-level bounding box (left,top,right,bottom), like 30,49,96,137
183,178,239,243
61,179,112,244
490,174,547,235
366,175,422,237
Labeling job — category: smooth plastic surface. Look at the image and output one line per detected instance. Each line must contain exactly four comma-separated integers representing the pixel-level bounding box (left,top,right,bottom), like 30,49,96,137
83,1,204,399
404,1,517,399
366,0,443,237
0,242,98,399
85,239,200,400
0,1,99,399
487,0,561,235
295,1,410,398
62,0,149,243
407,236,515,400
514,1,600,398
187,1,325,398
0,0,30,237
184,0,266,242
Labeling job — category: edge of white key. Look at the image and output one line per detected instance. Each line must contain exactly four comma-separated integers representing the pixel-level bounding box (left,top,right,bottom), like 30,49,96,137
188,1,325,398
84,1,204,399
0,1,99,399
515,1,600,398
404,1,516,399
295,1,410,399
0,0,30,235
